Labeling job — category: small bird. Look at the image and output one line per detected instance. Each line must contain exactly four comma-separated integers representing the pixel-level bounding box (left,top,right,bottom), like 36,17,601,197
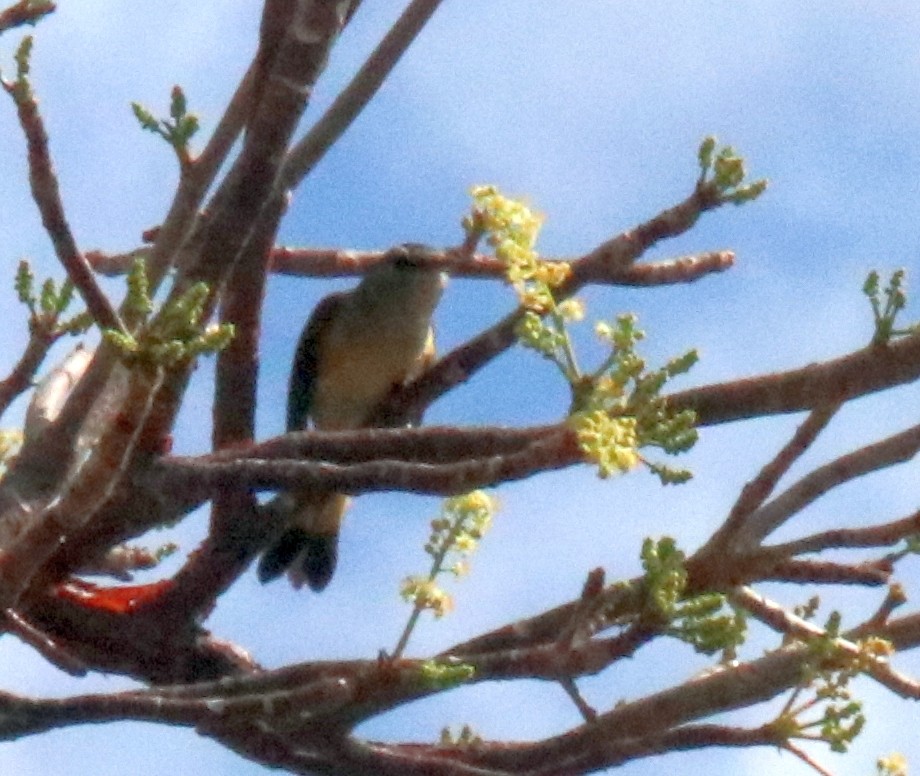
257,245,447,590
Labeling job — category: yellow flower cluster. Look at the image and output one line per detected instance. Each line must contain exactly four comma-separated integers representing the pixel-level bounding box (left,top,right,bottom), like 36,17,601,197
467,184,543,251
450,489,496,521
467,185,570,312
399,578,454,618
462,188,695,485
877,753,908,776
399,491,496,623
852,635,895,672
568,410,639,477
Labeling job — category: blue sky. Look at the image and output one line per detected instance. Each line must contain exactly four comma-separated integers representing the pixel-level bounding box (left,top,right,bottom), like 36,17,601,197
1,2,920,774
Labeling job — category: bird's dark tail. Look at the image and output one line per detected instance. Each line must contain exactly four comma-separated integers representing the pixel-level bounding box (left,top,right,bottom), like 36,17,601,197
257,527,338,591
257,492,347,591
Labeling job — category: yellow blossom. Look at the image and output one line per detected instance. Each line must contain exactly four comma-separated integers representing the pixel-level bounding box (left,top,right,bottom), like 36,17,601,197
535,261,571,287
557,298,584,322
570,411,640,478
401,577,454,618
519,286,554,313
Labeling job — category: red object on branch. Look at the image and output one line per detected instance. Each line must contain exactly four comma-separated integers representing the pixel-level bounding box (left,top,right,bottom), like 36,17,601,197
54,578,174,614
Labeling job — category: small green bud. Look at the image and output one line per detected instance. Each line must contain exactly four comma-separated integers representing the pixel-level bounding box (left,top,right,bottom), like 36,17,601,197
131,102,160,134
169,85,187,121
698,135,717,173
416,660,475,690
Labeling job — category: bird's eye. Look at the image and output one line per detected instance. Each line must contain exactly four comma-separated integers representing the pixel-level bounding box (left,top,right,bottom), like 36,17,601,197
391,243,433,270
392,254,416,270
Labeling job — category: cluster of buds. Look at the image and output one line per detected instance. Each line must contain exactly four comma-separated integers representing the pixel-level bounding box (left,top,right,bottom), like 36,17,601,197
394,492,496,657
465,184,571,314
463,187,697,485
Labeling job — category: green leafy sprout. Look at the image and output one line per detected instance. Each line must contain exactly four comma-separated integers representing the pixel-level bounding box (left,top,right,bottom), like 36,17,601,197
697,135,768,204
414,659,476,691
102,258,233,368
639,537,746,658
464,185,699,485
864,269,918,345
1,35,34,104
769,611,894,755
15,260,92,337
439,724,483,748
394,491,496,659
132,85,199,168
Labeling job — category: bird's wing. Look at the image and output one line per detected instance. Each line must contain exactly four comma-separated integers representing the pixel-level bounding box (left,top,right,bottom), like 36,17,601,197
287,292,346,432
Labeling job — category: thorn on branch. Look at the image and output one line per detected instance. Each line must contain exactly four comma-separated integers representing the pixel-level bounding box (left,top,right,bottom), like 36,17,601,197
559,676,597,723
558,567,606,649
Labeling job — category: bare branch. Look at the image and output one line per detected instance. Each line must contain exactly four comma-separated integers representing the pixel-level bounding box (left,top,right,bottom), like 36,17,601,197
670,334,920,425
153,426,579,501
737,419,920,546
2,607,86,677
766,509,920,557
701,402,840,555
4,73,123,333
0,326,54,419
91,244,734,289
0,0,53,34
763,558,891,586
198,424,553,464
278,0,447,192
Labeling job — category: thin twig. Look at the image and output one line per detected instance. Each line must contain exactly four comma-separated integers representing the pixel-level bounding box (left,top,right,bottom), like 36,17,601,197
277,0,447,192
559,677,598,722
782,742,835,776
5,76,123,332
702,402,840,555
3,607,86,677
558,568,606,648
0,328,55,420
765,509,920,557
142,57,255,291
738,420,920,546
0,0,54,34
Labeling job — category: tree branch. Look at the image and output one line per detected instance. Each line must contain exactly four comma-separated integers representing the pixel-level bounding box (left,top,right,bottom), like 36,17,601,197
4,68,123,333
670,334,920,425
277,0,447,192
0,326,55,419
0,0,54,35
736,419,920,547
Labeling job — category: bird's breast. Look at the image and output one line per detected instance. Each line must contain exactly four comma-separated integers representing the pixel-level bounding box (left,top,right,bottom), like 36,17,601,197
311,324,430,430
